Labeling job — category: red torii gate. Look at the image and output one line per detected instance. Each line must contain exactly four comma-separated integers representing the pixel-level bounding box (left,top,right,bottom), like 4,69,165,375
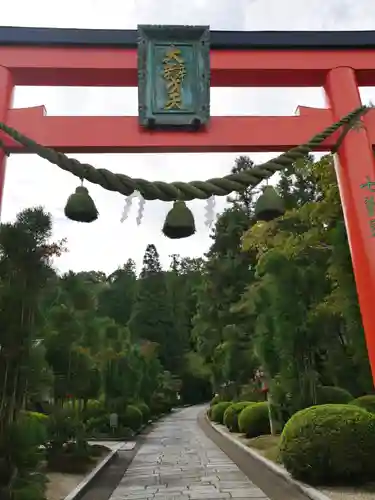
1,27,375,382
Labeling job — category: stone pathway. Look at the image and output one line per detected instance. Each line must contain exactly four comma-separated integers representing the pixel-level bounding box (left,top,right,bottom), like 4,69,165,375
110,405,268,500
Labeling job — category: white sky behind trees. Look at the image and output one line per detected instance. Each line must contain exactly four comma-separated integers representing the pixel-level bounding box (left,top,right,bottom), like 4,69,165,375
2,0,375,274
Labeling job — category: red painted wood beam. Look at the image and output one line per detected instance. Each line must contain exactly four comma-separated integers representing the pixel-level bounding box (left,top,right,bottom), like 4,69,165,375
3,105,375,154
2,47,375,87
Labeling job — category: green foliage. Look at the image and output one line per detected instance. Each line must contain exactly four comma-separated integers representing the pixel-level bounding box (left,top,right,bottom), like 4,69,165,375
86,414,110,436
0,412,48,500
3,150,375,493
149,392,172,416
192,166,258,393
210,395,222,406
121,405,143,432
128,244,176,372
350,395,375,413
0,207,64,500
46,409,86,457
238,402,270,438
46,408,94,474
236,154,373,429
136,402,151,422
238,385,264,403
10,413,48,469
223,402,254,432
97,259,136,326
0,210,206,495
83,399,106,420
179,350,211,405
22,411,49,424
316,385,353,405
12,474,47,500
279,404,375,485
210,402,232,424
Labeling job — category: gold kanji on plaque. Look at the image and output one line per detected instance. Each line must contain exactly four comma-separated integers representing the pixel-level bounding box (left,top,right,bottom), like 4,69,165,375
162,46,186,110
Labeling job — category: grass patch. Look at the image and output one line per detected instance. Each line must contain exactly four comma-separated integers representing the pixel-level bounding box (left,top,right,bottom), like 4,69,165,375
247,434,281,463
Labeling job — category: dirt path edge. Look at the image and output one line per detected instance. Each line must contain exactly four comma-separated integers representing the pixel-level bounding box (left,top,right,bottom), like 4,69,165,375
63,445,122,500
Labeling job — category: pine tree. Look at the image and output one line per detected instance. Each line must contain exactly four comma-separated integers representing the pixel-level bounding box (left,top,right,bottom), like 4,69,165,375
140,244,162,277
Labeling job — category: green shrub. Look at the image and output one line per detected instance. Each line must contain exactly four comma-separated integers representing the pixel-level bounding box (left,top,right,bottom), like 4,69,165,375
121,405,143,432
22,411,49,425
223,402,254,432
12,473,47,500
86,414,110,435
150,393,171,416
279,404,375,485
238,402,270,438
136,402,151,422
316,385,353,405
11,413,48,470
83,399,106,420
210,402,232,424
46,409,86,456
268,375,294,428
210,395,222,407
0,412,49,500
350,395,375,413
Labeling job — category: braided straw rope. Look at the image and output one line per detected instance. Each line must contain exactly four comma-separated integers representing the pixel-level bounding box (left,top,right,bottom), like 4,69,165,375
0,105,370,201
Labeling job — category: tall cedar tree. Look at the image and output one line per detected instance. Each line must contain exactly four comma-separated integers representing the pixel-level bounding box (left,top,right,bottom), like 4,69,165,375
97,259,137,326
128,244,177,372
192,157,258,390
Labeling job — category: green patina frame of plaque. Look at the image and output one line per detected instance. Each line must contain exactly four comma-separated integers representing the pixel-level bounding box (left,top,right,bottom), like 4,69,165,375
137,24,210,130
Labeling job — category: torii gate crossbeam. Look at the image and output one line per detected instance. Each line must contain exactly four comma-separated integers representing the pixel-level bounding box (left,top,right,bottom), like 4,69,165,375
1,27,375,383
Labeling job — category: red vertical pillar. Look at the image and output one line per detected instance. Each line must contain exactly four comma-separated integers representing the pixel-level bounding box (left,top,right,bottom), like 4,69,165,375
0,66,13,214
325,67,375,385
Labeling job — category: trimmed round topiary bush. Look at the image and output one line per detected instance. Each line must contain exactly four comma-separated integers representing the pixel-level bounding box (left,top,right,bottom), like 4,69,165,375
210,402,232,424
316,385,353,405
83,399,106,420
238,402,270,438
210,395,222,407
136,402,151,422
223,402,254,432
350,395,375,413
121,405,143,432
279,404,375,485
22,410,49,424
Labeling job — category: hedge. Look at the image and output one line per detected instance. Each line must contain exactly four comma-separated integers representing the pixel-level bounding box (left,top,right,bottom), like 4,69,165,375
238,402,270,438
210,402,232,424
279,404,375,485
223,402,254,432
350,395,375,413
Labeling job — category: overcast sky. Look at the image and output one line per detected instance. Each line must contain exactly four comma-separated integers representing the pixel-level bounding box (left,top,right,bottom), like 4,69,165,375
2,0,375,275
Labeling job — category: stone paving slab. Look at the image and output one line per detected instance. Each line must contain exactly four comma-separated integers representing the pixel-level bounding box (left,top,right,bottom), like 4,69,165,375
109,406,269,500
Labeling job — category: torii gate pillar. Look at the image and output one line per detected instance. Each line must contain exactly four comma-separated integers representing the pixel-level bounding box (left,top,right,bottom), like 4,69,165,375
325,68,375,380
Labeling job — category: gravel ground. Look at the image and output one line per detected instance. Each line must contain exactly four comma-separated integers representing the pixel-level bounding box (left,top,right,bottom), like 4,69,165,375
46,442,118,500
46,472,85,500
